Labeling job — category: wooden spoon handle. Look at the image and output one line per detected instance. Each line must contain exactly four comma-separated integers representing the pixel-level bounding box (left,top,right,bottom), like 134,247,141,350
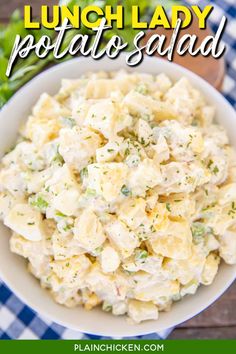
142,16,225,91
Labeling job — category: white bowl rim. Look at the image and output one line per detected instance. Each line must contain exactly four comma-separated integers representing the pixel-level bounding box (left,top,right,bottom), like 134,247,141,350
0,54,235,337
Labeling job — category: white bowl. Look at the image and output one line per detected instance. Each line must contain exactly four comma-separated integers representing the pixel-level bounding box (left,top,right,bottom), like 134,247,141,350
0,56,235,337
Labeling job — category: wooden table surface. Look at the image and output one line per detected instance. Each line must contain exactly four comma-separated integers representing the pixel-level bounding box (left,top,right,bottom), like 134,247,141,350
1,0,236,340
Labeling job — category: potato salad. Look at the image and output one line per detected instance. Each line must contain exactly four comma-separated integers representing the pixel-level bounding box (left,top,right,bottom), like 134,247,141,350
1,70,236,324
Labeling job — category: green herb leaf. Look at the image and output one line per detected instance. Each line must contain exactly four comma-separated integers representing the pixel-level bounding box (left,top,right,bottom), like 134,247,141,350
166,203,171,212
31,196,49,211
61,116,76,128
56,211,67,217
86,188,97,197
213,165,219,175
191,222,213,244
52,147,64,166
102,301,112,312
121,185,131,197
135,249,148,262
80,167,88,181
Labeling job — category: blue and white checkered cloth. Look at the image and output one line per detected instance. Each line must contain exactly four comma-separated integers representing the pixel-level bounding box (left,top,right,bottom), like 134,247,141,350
0,0,235,340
